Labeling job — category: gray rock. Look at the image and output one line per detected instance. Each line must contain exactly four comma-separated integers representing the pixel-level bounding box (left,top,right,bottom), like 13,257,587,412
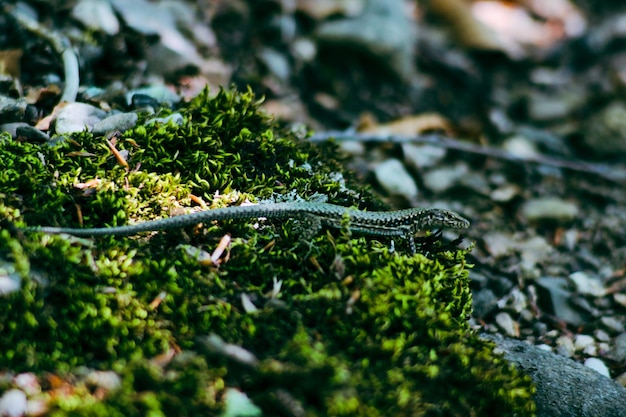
0,96,37,124
146,112,185,127
54,102,106,134
582,101,626,156
600,316,625,335
472,288,497,319
569,271,606,297
555,335,575,358
0,122,29,137
16,125,49,143
72,0,120,35
535,277,587,327
495,312,517,337
127,85,180,107
316,0,417,81
374,159,418,201
521,197,579,224
573,334,595,352
482,333,626,417
584,357,610,377
0,389,27,417
422,163,468,193
402,143,446,169
610,333,626,362
92,112,138,135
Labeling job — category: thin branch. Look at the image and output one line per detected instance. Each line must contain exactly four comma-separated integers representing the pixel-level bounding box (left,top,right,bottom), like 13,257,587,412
308,131,625,183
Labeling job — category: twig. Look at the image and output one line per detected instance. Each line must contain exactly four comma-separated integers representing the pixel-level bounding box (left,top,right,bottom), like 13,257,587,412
4,4,79,102
308,131,625,183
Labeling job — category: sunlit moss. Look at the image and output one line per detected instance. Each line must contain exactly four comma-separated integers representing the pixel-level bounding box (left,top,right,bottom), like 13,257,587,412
0,88,535,416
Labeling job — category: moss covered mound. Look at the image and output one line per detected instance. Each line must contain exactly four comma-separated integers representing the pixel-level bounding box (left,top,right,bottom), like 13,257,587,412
0,88,535,416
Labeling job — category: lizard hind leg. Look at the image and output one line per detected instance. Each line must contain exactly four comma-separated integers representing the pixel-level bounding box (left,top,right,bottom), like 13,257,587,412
291,213,322,243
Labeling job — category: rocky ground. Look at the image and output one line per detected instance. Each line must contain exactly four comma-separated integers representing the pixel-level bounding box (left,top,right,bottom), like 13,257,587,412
2,0,626,415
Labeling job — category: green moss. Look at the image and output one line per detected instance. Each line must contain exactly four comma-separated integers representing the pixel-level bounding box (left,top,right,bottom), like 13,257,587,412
0,87,535,416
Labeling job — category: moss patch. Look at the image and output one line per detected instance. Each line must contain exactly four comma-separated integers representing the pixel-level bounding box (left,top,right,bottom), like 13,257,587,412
0,88,535,416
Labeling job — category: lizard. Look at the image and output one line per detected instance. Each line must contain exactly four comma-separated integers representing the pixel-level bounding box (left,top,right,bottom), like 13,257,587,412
21,202,470,253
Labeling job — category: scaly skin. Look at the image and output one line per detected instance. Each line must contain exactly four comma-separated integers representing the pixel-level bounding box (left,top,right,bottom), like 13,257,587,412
24,202,470,252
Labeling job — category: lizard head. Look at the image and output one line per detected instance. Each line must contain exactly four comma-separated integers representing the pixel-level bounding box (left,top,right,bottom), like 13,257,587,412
415,209,470,231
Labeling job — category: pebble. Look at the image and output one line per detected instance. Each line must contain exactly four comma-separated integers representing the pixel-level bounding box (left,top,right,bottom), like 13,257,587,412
599,316,625,335
0,389,27,417
422,163,468,193
495,312,518,337
16,125,49,143
610,333,626,362
127,85,180,107
536,277,587,327
0,95,37,123
532,321,548,337
582,101,626,156
520,197,579,224
502,135,540,159
374,159,418,201
315,0,417,81
573,334,595,351
72,0,120,35
92,112,138,135
54,102,106,134
146,112,185,127
402,143,447,169
583,357,610,378
616,371,626,387
614,293,626,308
472,288,498,319
555,335,575,357
0,122,29,137
569,271,606,297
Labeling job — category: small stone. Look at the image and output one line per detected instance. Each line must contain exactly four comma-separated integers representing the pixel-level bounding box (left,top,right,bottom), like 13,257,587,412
521,197,579,224
472,289,497,319
72,0,120,35
85,370,121,391
422,163,468,193
536,343,553,351
582,101,626,156
92,112,138,135
54,102,107,134
338,141,365,156
610,333,626,362
616,371,626,387
495,312,518,337
127,85,180,107
569,271,606,297
490,184,520,202
0,389,27,417
594,329,611,342
614,293,626,308
536,277,587,327
555,335,575,357
16,125,49,143
573,334,595,351
374,159,418,201
584,357,610,378
258,48,291,81
502,135,540,159
599,316,625,335
533,321,548,337
582,344,597,356
146,113,184,127
0,122,29,137
402,143,446,169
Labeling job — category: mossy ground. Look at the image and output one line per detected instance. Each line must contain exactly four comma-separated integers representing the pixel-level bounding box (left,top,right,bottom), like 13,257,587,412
0,88,535,416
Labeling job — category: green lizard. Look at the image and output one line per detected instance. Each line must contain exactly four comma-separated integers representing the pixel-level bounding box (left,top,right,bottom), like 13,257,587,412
22,202,470,253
